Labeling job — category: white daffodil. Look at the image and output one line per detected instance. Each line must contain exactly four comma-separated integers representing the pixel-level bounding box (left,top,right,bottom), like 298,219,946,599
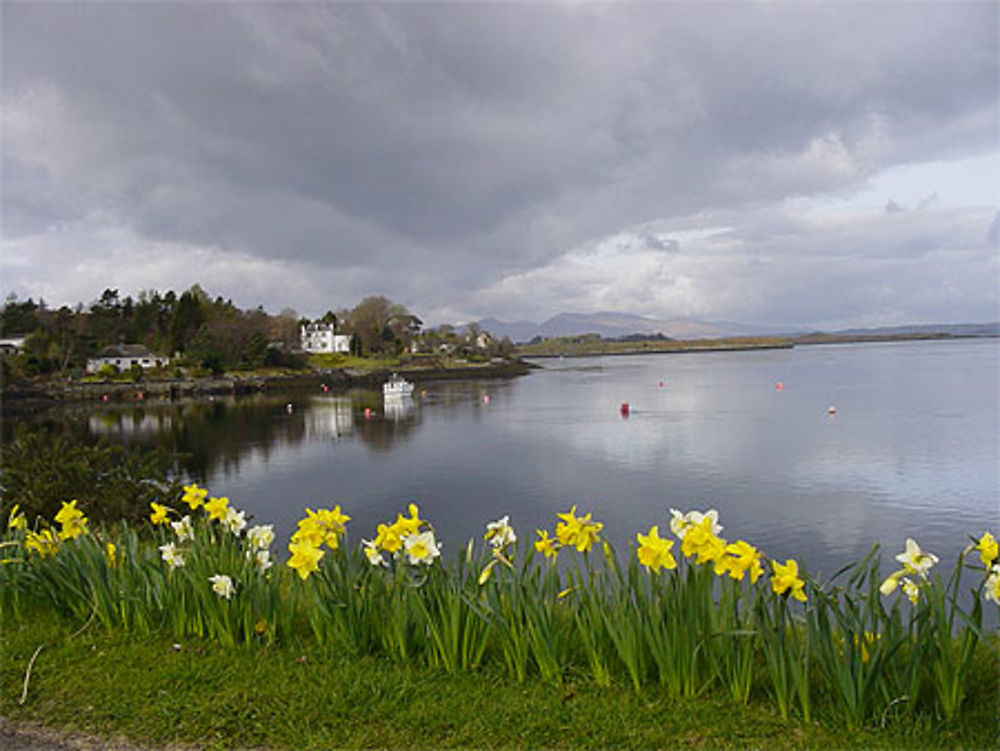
247,524,275,550
484,515,516,548
253,549,273,573
985,565,1000,606
223,507,247,536
209,574,235,599
159,542,185,569
895,538,938,577
362,539,387,567
404,530,441,566
879,572,901,596
901,577,920,604
171,515,194,542
668,508,722,539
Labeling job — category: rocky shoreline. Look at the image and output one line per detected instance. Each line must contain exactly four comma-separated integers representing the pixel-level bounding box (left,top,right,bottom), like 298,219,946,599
1,360,536,415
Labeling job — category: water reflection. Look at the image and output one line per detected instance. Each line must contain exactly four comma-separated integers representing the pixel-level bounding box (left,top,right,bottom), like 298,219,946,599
5,341,996,582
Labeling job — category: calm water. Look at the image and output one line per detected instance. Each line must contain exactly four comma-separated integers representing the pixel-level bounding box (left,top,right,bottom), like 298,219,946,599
17,338,999,577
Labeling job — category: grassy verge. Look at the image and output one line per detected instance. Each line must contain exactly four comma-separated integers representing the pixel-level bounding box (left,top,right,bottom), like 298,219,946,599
2,610,995,751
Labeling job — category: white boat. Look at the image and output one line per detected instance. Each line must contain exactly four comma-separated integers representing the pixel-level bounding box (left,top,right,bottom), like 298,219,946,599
383,373,414,398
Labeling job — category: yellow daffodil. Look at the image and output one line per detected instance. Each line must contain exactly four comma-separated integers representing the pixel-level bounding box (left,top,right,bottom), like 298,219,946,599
55,500,89,540
555,505,603,553
853,631,881,664
7,504,27,531
149,502,170,525
204,496,229,522
975,532,998,568
680,517,727,570
404,530,441,565
635,525,677,572
209,574,235,599
534,529,559,560
723,540,764,583
287,540,324,580
394,503,424,537
894,538,938,577
484,515,517,548
25,528,60,557
181,483,208,510
300,506,350,548
771,558,807,602
374,522,403,553
105,542,117,568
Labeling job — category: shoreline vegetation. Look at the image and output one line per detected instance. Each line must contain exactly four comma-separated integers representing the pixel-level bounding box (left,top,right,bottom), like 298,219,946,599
512,330,991,358
1,497,997,750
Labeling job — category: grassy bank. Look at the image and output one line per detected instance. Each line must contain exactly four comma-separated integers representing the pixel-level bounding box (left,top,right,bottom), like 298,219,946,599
2,611,995,750
1,496,997,749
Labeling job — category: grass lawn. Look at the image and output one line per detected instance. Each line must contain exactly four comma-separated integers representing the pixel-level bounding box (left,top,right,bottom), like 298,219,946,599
1,613,995,751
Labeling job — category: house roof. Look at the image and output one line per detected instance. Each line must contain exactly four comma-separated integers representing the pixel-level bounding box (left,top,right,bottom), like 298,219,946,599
93,344,162,359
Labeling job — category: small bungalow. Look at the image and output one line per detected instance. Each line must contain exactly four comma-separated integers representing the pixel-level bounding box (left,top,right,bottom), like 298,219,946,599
86,344,170,374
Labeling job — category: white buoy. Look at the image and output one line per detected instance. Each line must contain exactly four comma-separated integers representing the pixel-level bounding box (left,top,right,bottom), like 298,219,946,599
827,405,836,414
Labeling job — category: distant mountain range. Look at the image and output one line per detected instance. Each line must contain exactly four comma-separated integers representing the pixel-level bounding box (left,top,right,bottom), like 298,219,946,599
475,312,999,343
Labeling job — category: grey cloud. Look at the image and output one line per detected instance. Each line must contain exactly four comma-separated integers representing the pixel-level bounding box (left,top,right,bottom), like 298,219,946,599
2,2,998,325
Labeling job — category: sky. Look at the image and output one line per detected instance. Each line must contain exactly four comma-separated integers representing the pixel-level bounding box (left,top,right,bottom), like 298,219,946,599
2,2,998,329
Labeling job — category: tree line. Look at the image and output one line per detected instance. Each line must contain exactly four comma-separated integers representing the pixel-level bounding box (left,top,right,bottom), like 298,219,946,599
1,286,512,380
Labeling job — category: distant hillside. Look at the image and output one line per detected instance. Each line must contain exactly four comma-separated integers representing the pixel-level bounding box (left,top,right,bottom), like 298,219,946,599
477,312,800,342
477,313,999,343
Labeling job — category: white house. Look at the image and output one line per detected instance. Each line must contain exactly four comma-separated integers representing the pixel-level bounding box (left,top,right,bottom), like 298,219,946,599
0,335,27,355
300,323,351,354
86,344,170,374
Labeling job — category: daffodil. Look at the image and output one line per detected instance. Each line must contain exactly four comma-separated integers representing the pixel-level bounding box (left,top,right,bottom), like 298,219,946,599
149,502,171,525
287,540,324,580
7,504,27,531
209,573,235,599
723,540,764,583
25,528,60,557
894,538,938,577
223,506,247,535
204,496,229,522
975,532,998,569
395,503,424,536
55,500,88,540
555,505,603,553
159,542,185,569
880,572,901,596
985,565,1000,605
771,558,807,602
534,530,559,560
484,515,517,548
171,515,194,542
636,525,677,572
901,577,920,605
105,542,117,569
247,524,275,550
182,483,208,510
404,530,441,565
669,508,722,539
252,549,273,573
374,522,403,553
680,517,726,568
362,539,387,567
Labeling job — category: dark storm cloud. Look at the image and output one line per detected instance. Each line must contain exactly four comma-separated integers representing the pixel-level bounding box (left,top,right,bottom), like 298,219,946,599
2,2,997,324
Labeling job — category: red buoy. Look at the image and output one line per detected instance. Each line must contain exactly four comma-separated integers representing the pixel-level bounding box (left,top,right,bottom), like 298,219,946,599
658,380,664,387
482,394,490,404
620,402,630,417
775,382,783,391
